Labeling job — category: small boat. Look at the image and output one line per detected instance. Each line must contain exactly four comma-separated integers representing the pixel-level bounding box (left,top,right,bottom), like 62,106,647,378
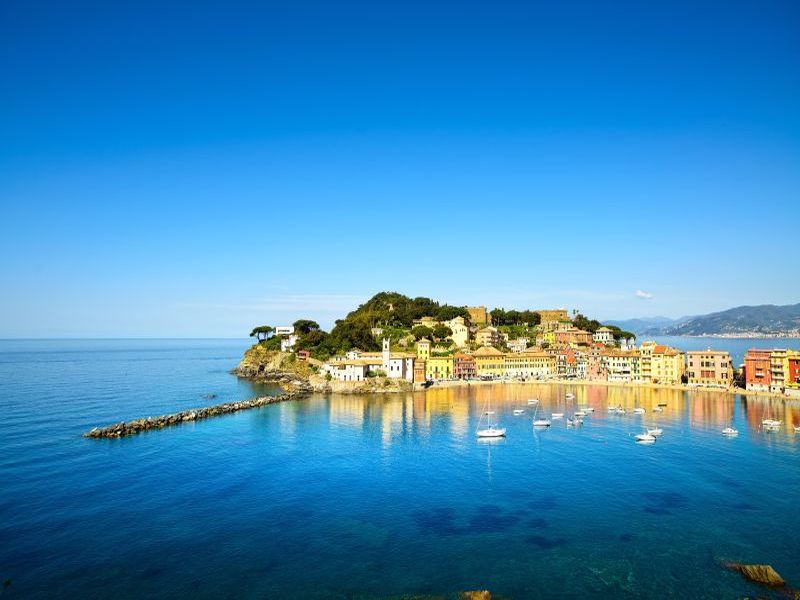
567,417,583,427
551,412,564,419
615,407,627,415
647,427,663,437
574,410,587,417
513,409,525,416
607,406,618,413
583,407,595,413
633,408,646,414
652,407,664,413
477,399,506,438
794,425,800,432
533,418,551,427
762,419,782,427
565,393,575,400
722,427,738,436
527,398,539,405
635,433,656,443
477,427,507,438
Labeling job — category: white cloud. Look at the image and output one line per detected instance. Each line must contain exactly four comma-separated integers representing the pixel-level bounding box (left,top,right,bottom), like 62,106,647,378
635,290,654,299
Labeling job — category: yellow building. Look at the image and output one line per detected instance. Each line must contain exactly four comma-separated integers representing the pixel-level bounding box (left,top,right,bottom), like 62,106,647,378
426,355,455,380
416,338,431,360
467,306,490,325
473,346,505,378
503,350,555,379
650,345,685,384
542,331,556,346
538,309,569,324
638,341,656,381
786,349,800,397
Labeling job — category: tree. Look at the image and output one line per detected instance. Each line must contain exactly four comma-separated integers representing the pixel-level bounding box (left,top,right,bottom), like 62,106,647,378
249,325,274,341
411,325,434,340
293,319,320,335
435,305,470,322
432,324,453,341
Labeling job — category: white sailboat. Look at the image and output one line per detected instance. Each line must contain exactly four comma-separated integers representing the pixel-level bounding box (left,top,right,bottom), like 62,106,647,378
635,432,656,443
513,408,525,416
647,426,663,437
477,398,506,438
527,398,539,405
532,405,551,428
633,407,646,414
722,426,739,436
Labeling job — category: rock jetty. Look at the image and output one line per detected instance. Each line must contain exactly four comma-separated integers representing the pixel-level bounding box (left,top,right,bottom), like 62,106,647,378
84,392,305,439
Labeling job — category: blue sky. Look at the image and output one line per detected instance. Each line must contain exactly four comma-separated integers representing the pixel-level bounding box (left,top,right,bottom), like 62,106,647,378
1,0,799,337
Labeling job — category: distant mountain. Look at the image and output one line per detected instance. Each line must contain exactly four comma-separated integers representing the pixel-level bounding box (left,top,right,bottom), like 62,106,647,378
605,316,684,335
614,303,800,336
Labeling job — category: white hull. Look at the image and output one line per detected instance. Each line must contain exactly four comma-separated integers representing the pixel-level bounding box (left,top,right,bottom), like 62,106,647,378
551,413,564,419
533,419,551,427
513,409,525,416
633,408,645,414
722,427,738,436
477,427,506,438
527,399,539,405
635,433,656,443
647,428,663,436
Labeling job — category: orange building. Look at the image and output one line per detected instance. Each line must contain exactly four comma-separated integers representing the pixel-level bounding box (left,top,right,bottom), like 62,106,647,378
745,349,772,392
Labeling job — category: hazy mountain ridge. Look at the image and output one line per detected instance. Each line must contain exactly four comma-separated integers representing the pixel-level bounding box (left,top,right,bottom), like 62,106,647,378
609,303,800,336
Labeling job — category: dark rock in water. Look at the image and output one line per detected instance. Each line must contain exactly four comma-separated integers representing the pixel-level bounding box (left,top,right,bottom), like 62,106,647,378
83,392,304,438
200,393,217,400
720,561,786,587
411,507,463,536
468,505,520,533
643,491,689,515
460,592,492,600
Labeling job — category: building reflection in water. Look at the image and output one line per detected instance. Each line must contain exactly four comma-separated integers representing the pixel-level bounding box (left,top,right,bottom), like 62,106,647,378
326,385,800,441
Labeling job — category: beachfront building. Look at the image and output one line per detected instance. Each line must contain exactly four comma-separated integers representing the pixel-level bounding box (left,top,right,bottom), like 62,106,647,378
785,350,800,398
602,350,641,383
467,306,490,325
426,355,454,380
443,316,470,347
593,327,615,345
473,346,505,378
475,326,503,348
322,361,370,382
350,339,415,380
639,341,655,381
650,345,685,384
586,345,608,381
745,349,772,392
769,349,787,394
453,353,476,379
507,337,529,353
556,348,578,378
686,350,733,388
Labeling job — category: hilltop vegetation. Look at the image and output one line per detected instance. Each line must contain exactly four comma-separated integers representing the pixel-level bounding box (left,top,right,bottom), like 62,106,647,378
247,291,632,360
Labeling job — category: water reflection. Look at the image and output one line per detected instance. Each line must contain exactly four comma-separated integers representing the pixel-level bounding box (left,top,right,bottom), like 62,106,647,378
324,384,800,442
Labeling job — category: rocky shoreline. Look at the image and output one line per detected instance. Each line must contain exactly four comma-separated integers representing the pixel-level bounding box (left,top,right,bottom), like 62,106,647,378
83,391,307,439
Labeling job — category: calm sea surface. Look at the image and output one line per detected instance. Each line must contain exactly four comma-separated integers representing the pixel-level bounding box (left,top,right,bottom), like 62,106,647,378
1,338,799,599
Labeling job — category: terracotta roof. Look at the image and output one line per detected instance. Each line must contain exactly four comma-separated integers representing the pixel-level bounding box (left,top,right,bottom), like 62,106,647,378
473,346,504,357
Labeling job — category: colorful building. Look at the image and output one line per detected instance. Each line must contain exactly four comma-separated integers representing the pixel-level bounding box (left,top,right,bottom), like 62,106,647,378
650,345,685,384
769,349,787,394
473,346,505,378
453,353,476,379
593,327,615,345
686,350,733,387
426,355,454,380
602,350,641,382
416,338,431,361
745,349,772,392
786,350,800,397
555,327,593,346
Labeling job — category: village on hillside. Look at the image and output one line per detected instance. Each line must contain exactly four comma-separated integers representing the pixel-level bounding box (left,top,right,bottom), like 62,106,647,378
256,305,800,398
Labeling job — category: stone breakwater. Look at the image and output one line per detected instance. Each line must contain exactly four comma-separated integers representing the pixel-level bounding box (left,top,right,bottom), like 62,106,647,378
83,392,304,439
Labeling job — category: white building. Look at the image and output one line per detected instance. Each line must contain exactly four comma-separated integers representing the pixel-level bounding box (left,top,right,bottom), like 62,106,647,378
593,327,615,345
275,326,294,336
280,334,298,352
323,339,414,382
443,316,470,347
507,338,530,353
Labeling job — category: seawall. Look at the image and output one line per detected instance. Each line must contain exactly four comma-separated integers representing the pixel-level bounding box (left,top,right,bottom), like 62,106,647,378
83,391,305,439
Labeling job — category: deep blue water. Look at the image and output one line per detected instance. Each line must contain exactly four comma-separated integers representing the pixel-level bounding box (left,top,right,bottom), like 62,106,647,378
1,339,799,599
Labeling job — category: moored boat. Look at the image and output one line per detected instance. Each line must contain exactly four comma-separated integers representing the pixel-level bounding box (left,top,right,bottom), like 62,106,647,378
722,427,738,436
635,433,656,443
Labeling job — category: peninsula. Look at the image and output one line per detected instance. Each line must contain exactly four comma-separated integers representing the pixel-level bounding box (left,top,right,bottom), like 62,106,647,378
238,291,800,399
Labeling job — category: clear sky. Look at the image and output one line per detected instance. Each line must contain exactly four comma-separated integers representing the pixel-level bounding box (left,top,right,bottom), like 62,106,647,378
1,0,799,337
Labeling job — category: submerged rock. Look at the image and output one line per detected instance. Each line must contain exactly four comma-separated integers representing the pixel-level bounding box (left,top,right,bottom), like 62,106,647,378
721,561,786,587
460,592,492,600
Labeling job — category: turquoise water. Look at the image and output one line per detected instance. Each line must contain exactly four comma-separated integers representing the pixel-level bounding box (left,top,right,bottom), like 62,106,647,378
1,339,799,599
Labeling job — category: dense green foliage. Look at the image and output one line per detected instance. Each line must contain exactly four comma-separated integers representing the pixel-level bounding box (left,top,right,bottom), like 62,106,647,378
432,324,453,341
292,319,320,334
249,325,274,341
573,313,635,340
488,309,541,327
411,325,434,340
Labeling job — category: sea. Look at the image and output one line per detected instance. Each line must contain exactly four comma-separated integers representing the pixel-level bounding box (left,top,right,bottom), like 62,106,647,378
1,337,799,599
